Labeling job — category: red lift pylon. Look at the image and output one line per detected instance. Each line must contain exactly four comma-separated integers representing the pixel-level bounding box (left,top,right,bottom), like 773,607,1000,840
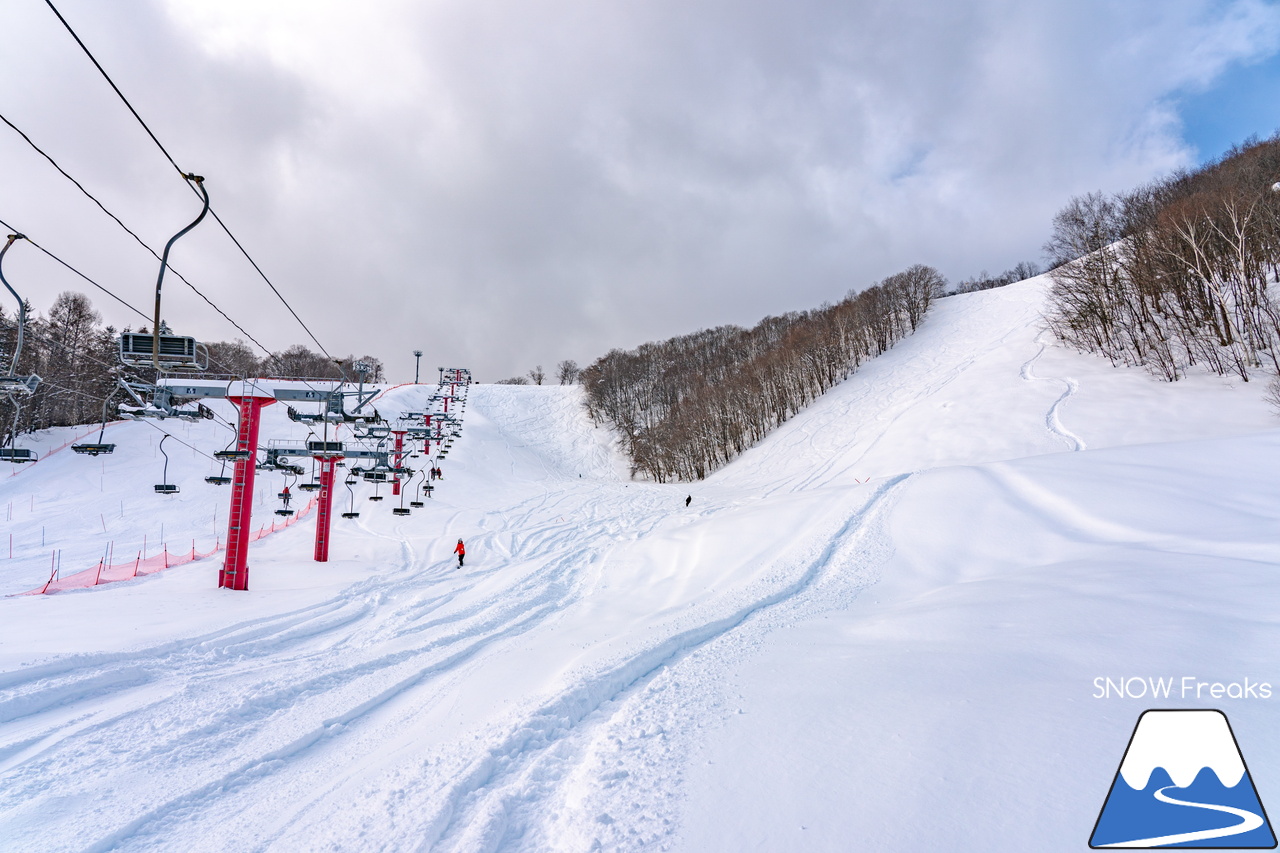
220,392,275,590
391,429,406,496
312,451,344,562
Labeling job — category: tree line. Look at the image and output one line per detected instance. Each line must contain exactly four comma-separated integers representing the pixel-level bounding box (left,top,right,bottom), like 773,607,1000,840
581,264,945,482
1044,133,1280,382
951,261,1041,294
0,290,384,444
493,360,582,386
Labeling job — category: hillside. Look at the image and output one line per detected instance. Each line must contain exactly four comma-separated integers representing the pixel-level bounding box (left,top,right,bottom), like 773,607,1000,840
1,276,1278,851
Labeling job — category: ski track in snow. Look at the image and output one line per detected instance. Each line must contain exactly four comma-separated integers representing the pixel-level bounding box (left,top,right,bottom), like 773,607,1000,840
1021,334,1086,452
0,381,903,853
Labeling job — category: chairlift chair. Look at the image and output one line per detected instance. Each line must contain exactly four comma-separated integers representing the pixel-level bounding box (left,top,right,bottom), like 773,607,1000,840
297,454,321,490
0,235,41,463
154,434,180,494
73,389,122,457
206,439,238,484
342,476,360,518
0,235,42,399
275,473,297,515
72,443,115,456
0,401,34,464
119,173,212,373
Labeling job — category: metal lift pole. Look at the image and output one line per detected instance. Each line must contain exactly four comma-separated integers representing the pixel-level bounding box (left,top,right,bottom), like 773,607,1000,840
220,391,275,590
313,453,343,562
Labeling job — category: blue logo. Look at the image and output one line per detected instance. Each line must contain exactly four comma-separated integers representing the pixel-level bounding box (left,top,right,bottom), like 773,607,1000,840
1091,709,1276,848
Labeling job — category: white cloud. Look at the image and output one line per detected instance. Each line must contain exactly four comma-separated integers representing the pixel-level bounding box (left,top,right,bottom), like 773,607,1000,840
1,0,1277,380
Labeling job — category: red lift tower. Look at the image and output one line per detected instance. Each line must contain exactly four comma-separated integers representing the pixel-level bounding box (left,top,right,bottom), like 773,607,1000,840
391,429,407,496
310,441,345,562
220,389,275,590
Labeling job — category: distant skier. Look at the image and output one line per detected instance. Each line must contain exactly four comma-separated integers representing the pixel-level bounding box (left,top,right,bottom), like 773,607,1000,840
685,495,692,507
281,485,292,508
454,538,465,568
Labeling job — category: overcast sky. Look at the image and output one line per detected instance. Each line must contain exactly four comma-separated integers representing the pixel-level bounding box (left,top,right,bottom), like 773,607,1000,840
2,0,1279,382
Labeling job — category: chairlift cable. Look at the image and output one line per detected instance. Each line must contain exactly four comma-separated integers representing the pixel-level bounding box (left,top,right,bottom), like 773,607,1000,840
42,0,187,181
0,116,277,359
0,225,257,390
0,128,346,400
138,419,220,465
0,315,234,427
42,0,340,365
0,313,345,443
0,215,148,321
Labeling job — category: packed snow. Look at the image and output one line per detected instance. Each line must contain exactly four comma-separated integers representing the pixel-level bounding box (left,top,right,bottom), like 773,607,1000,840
2,276,1278,851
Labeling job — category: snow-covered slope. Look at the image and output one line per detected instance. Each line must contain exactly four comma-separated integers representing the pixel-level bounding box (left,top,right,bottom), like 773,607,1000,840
1,276,1278,852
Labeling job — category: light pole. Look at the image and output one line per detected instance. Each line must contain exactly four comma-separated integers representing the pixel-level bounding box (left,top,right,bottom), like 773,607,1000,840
413,350,423,384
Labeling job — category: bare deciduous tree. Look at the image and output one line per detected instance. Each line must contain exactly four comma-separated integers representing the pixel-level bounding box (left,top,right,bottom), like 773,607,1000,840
557,359,581,384
582,264,944,481
1045,133,1280,383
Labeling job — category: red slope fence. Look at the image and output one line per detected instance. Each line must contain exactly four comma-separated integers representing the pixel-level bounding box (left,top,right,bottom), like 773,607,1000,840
15,496,320,596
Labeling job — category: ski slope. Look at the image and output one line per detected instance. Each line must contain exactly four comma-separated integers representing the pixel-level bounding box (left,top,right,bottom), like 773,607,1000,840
2,277,1279,851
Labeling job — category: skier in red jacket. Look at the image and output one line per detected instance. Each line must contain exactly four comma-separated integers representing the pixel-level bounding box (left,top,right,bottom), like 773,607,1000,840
454,538,465,568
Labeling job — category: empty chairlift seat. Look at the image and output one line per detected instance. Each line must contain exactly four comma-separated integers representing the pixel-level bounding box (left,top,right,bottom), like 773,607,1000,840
72,443,116,456
0,375,40,395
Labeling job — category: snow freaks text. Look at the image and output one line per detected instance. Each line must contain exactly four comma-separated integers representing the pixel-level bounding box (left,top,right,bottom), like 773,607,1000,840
1093,677,1273,700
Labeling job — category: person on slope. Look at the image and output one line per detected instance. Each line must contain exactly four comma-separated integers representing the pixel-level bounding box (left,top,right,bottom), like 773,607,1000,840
685,495,691,507
454,538,465,568
281,485,292,509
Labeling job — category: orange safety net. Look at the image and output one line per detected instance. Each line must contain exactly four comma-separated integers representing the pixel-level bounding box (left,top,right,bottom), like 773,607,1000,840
19,496,320,595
